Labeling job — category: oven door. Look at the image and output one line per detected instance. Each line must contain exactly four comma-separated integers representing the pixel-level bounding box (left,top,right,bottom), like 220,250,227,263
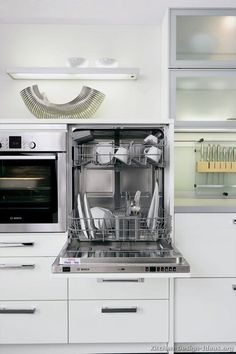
0,153,66,232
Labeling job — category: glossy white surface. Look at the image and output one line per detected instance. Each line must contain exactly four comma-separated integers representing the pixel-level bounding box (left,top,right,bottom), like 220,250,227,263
175,278,236,342
0,301,67,344
0,257,67,300
69,278,169,300
69,299,168,343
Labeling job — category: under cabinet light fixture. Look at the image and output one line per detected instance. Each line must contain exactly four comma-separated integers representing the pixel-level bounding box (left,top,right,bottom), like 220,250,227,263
7,67,139,80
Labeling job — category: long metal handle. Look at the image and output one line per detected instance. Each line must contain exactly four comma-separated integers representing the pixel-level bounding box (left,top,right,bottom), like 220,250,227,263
0,307,36,314
0,264,35,269
98,278,144,283
0,242,34,248
101,307,137,313
0,155,56,160
233,285,236,291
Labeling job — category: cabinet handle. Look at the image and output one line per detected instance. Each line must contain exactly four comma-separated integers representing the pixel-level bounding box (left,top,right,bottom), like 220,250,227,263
0,242,34,248
101,307,137,313
0,264,35,269
233,219,236,225
0,307,36,314
233,285,236,291
97,278,144,283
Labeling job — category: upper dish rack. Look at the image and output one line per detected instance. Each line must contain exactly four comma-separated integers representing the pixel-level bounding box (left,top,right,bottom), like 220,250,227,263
74,140,166,168
68,211,172,243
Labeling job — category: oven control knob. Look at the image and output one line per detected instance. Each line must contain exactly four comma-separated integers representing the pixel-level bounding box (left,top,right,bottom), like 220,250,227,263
29,141,36,149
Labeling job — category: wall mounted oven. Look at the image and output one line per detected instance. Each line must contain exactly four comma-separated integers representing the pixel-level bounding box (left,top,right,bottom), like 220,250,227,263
0,130,67,233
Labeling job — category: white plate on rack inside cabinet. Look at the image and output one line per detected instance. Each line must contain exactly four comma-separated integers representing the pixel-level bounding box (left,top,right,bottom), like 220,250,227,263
84,193,95,239
77,194,88,239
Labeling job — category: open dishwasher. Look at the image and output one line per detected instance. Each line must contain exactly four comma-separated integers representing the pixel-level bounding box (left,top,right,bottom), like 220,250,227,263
52,124,190,275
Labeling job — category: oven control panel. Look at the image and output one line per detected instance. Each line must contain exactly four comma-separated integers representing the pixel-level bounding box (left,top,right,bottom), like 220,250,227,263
0,131,66,152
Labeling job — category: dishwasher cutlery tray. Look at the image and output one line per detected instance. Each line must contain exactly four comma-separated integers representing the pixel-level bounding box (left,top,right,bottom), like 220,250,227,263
68,213,172,242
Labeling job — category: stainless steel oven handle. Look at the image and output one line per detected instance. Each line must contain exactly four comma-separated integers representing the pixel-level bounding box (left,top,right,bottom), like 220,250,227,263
0,307,36,314
0,242,34,248
97,278,144,283
0,155,56,160
0,264,35,269
101,307,137,313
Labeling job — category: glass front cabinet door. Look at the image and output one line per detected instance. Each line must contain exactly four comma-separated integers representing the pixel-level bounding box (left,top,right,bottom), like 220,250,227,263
170,69,236,123
170,9,236,68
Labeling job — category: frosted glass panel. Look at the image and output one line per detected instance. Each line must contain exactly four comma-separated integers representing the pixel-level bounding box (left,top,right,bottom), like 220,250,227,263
176,16,236,61
176,76,236,121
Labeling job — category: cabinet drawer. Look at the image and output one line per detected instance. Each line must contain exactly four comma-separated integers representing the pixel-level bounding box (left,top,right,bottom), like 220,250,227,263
175,213,236,277
0,301,67,344
0,257,67,300
0,233,67,257
69,277,169,300
175,278,236,343
69,300,168,343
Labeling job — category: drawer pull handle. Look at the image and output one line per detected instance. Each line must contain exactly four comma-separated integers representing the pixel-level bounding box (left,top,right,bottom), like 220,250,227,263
0,307,36,314
0,264,35,270
0,242,34,248
233,285,236,291
98,278,144,283
233,220,236,225
101,307,137,313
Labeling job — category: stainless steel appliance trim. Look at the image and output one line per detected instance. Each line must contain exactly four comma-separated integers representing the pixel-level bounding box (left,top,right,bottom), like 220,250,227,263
101,307,137,313
97,278,144,283
0,242,34,248
0,264,35,269
0,155,56,160
0,152,67,233
0,307,36,314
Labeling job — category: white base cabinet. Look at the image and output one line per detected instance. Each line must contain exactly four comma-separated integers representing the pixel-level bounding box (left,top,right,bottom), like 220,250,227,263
175,278,236,343
175,213,236,277
0,301,67,344
69,299,168,344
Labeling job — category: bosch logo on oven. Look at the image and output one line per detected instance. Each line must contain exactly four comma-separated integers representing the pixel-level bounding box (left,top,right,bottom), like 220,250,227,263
10,216,23,221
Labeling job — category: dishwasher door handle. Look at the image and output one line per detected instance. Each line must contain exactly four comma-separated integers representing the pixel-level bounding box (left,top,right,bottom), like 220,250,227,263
101,307,137,313
0,242,34,248
0,307,36,314
97,278,144,283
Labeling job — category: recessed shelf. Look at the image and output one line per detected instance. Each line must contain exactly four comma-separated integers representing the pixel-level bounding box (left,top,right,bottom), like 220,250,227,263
6,67,140,80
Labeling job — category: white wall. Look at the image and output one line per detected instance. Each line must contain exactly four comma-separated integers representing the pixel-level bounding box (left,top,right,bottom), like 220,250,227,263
0,24,161,123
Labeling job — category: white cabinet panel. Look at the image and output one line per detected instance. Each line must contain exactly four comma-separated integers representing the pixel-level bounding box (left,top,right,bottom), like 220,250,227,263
69,300,168,344
175,213,236,277
69,277,168,300
0,233,67,257
0,257,67,300
0,301,67,344
175,278,236,343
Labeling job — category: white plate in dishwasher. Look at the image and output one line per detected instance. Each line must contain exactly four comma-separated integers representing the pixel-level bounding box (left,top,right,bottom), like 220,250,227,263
84,193,95,239
77,194,89,239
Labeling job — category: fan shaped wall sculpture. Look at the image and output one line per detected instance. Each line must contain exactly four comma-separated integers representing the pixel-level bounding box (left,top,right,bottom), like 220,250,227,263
20,85,105,119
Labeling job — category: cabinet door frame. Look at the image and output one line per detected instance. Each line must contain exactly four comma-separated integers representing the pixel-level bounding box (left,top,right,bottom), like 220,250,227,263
170,68,236,122
170,8,236,69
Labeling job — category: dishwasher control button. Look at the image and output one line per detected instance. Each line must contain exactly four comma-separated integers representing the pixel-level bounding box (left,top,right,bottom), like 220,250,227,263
165,267,169,272
161,267,164,272
173,267,176,272
156,267,160,272
150,266,156,272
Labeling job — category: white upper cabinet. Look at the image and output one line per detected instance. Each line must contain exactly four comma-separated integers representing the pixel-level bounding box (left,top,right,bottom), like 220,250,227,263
170,9,236,68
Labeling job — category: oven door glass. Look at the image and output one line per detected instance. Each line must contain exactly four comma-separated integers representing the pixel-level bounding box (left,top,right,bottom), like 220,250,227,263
0,155,58,223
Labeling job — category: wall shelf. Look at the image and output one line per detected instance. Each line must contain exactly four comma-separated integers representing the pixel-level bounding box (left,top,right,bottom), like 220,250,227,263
6,67,140,80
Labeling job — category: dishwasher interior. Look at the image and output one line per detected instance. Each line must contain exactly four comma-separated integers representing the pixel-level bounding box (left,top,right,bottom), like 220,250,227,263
52,125,190,274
